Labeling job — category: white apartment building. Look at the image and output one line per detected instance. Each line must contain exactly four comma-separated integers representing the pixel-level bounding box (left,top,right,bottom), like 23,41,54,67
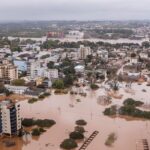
28,61,43,79
0,100,21,135
28,61,58,80
79,45,92,59
44,69,58,79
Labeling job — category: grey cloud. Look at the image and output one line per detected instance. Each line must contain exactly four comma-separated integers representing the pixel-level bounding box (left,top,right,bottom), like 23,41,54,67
0,0,150,20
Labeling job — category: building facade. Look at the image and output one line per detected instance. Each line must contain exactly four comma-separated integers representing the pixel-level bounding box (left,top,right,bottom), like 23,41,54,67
0,61,18,81
79,45,92,59
0,100,21,135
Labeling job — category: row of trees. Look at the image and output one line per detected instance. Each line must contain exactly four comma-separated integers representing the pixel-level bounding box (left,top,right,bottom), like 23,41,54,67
42,39,150,50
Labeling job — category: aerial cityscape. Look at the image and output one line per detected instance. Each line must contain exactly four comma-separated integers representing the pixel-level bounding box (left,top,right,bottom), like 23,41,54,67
0,0,150,150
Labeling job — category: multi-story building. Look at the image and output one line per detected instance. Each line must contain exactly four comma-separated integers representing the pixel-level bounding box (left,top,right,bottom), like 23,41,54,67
0,61,18,81
66,31,84,39
27,60,42,79
44,69,58,79
0,100,21,135
97,50,109,62
28,60,58,80
47,31,64,38
79,45,92,59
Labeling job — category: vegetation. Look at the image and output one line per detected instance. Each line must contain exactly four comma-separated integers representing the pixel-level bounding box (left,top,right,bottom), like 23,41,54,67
28,93,50,103
105,133,117,146
60,58,76,87
75,120,87,126
0,83,13,96
54,89,68,94
60,139,78,150
34,119,56,128
22,118,34,127
11,79,25,86
131,53,136,58
28,98,38,104
47,61,55,69
38,92,51,99
111,81,119,91
63,74,75,87
0,83,5,93
90,84,99,90
5,90,13,96
123,98,144,107
69,131,84,140
42,40,59,49
104,98,150,120
38,95,45,99
31,127,46,136
22,118,56,128
103,105,117,116
142,41,150,48
43,92,51,96
52,79,64,89
74,126,85,134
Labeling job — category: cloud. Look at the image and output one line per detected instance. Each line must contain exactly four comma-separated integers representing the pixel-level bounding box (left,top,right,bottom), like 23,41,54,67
0,0,150,20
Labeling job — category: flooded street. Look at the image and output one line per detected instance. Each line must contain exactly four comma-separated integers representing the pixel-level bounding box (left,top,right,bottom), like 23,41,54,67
1,82,150,150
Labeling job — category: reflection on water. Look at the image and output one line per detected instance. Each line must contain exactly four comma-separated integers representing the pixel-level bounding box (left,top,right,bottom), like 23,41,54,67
1,83,150,150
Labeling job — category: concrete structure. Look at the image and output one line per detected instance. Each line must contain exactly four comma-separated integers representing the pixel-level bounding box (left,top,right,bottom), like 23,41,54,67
14,60,27,72
130,57,138,64
28,60,58,80
0,100,21,135
97,50,108,62
79,45,91,59
139,52,148,59
44,69,58,79
0,61,18,81
66,31,84,39
74,65,85,73
5,85,28,94
47,31,64,38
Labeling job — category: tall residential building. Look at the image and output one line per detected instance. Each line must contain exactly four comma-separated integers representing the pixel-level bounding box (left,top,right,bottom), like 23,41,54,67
0,100,21,135
79,45,92,59
0,61,18,81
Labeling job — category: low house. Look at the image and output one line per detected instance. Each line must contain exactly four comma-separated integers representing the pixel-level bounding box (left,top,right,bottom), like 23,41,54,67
5,85,28,94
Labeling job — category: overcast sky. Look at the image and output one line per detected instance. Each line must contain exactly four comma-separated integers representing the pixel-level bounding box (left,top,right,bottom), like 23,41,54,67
0,0,150,21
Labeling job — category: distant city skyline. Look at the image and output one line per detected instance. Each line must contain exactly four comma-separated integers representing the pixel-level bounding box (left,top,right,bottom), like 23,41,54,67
0,0,150,21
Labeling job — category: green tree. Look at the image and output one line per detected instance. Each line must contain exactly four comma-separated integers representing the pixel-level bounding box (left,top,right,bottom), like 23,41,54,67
0,83,5,93
60,139,78,150
142,41,150,48
52,79,64,89
76,120,87,126
47,61,54,69
11,79,25,86
69,131,84,140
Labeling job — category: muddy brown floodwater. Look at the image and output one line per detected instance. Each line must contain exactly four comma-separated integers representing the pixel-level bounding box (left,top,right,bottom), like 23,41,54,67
1,82,150,150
